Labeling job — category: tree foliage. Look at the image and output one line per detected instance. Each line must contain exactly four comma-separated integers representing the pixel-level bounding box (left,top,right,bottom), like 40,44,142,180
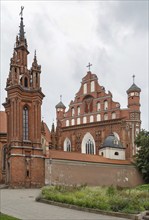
135,130,149,183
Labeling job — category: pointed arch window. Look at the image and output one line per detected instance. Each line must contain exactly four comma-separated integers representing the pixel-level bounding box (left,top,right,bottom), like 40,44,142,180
83,83,87,94
81,132,95,155
77,118,80,125
104,100,108,110
97,102,100,111
77,106,80,115
112,112,116,119
86,139,94,154
23,106,29,140
90,115,94,122
97,114,101,121
66,120,69,126
104,113,108,120
71,108,75,116
64,138,71,152
91,81,95,92
24,77,28,88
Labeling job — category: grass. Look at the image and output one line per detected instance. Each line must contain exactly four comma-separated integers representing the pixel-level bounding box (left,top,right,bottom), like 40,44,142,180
0,213,20,220
41,184,149,214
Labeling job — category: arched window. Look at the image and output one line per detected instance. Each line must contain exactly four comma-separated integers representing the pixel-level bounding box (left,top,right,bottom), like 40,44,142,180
77,106,80,115
112,112,116,119
113,132,120,141
90,115,94,122
97,114,101,121
91,81,95,92
104,100,108,110
97,102,100,111
86,139,94,154
36,73,38,84
64,138,71,152
24,77,28,88
71,108,75,116
83,116,87,124
66,120,69,126
81,132,95,155
71,119,75,126
104,113,108,120
23,106,29,140
83,83,87,94
77,118,80,125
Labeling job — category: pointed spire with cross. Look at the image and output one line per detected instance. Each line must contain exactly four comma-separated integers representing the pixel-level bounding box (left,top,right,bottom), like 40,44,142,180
19,6,25,41
19,6,24,18
33,50,37,64
132,74,135,84
60,95,62,102
86,62,92,71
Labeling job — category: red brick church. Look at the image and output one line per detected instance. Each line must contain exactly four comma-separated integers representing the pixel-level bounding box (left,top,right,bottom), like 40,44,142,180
0,10,143,187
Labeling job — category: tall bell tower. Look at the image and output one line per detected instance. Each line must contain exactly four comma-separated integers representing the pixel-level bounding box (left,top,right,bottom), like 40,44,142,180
3,7,45,187
126,75,141,157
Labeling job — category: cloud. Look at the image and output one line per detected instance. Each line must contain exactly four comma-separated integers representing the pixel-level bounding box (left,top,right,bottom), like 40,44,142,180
0,1,148,131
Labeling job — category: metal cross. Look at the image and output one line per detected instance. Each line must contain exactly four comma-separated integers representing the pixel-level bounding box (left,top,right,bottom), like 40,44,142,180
132,74,135,84
60,95,62,102
86,62,92,71
19,6,24,17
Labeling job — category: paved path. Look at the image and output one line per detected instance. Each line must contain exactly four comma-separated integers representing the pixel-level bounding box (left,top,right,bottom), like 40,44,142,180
0,189,129,220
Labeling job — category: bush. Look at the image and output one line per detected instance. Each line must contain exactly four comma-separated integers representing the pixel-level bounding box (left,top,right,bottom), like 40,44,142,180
109,196,129,212
41,185,149,214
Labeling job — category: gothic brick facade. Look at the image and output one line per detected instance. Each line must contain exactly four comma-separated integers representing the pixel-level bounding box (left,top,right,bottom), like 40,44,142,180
54,71,141,160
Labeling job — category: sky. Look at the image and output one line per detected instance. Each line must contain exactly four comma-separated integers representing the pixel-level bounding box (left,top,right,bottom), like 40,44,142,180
0,0,148,130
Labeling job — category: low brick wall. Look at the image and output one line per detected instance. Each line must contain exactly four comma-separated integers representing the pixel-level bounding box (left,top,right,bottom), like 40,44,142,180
45,158,143,187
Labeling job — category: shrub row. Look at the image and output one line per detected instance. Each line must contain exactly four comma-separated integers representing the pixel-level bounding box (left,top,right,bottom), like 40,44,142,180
41,185,149,214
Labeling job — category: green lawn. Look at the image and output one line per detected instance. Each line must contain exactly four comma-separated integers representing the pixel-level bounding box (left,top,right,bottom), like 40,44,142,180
41,184,149,214
0,213,20,220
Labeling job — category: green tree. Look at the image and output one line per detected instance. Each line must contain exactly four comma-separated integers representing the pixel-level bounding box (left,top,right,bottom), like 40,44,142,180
135,130,149,183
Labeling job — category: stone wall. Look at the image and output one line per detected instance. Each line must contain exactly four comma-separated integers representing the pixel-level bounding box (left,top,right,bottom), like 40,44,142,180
45,158,143,187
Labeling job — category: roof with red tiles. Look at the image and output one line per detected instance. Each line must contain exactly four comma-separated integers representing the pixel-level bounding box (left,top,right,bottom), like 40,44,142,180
48,150,131,165
0,111,7,133
43,122,51,143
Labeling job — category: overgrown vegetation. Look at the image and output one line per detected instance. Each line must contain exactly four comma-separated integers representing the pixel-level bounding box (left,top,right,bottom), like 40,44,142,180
0,213,20,220
41,184,149,214
135,129,149,183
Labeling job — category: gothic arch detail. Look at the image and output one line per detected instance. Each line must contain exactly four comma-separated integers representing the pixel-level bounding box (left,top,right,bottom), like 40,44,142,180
64,138,71,152
81,132,95,154
23,106,29,140
83,95,93,113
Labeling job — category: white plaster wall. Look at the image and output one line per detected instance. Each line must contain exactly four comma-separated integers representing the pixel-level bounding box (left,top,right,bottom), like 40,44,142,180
99,147,125,160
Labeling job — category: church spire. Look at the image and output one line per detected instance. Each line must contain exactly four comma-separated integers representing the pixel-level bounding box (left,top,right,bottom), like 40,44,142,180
15,6,28,50
19,6,25,41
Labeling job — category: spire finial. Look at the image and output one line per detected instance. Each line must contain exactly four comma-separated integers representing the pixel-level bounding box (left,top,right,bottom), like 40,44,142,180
34,50,37,63
19,6,25,41
60,95,62,102
19,6,24,18
132,74,135,84
86,62,92,71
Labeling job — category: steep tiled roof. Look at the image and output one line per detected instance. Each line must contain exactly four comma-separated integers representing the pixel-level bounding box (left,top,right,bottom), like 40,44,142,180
0,111,7,133
48,150,131,165
55,101,66,109
43,122,51,143
127,83,141,93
